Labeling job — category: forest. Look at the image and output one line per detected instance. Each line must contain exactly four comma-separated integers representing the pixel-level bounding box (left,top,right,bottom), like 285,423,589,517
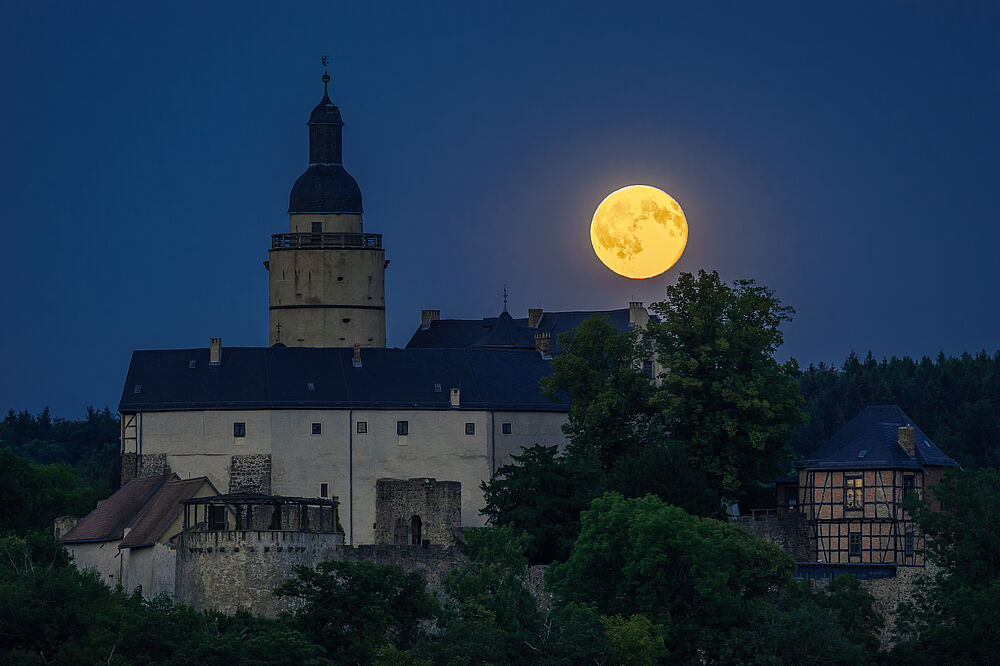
1,270,998,664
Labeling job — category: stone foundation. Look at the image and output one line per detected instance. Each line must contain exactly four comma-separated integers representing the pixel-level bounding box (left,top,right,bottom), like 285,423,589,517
736,513,811,561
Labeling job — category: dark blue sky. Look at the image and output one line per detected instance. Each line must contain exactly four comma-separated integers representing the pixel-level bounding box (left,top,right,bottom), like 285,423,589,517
1,2,997,416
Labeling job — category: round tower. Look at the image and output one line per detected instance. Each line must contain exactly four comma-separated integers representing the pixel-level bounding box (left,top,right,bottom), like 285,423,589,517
267,69,387,348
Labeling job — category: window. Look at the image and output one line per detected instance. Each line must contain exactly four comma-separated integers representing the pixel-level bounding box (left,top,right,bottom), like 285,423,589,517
397,420,408,436
189,359,196,369
434,383,442,393
845,476,863,509
311,422,322,435
642,360,654,378
234,422,246,438
905,534,914,557
320,483,328,498
307,382,316,392
502,423,512,435
357,421,368,434
410,515,422,545
903,474,916,498
208,505,227,531
311,222,322,233
849,533,861,557
465,423,475,435
133,384,141,394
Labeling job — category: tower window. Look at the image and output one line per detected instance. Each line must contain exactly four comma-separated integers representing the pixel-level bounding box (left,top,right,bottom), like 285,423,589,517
502,423,512,434
234,422,246,438
311,423,322,435
642,360,654,378
320,483,328,498
311,222,322,233
845,476,863,509
357,421,368,434
397,421,408,436
849,533,862,557
465,423,475,435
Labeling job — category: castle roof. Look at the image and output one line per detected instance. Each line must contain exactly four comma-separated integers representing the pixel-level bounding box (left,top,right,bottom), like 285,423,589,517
119,477,214,549
406,308,640,354
794,405,960,471
119,346,568,413
62,474,172,543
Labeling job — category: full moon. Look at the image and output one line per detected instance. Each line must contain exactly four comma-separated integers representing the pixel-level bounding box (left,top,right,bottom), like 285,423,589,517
590,185,688,279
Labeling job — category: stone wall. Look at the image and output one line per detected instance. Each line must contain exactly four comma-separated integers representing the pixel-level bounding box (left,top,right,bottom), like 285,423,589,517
174,529,343,616
229,454,272,494
121,452,138,485
374,478,461,546
343,544,463,593
120,452,167,485
736,513,812,560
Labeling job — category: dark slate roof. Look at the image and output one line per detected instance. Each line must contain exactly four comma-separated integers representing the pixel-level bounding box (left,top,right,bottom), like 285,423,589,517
309,94,344,125
794,405,960,471
289,164,363,214
406,308,643,355
120,346,568,413
119,477,213,549
63,474,171,543
471,311,536,349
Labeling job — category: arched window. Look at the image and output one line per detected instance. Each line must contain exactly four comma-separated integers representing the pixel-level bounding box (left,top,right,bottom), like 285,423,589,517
410,515,422,545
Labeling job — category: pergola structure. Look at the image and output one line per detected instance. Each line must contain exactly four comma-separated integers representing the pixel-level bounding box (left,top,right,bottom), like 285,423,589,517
182,493,341,534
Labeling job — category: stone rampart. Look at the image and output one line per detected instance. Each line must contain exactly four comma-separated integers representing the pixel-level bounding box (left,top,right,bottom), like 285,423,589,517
343,544,463,593
175,530,343,616
736,513,812,560
374,478,461,545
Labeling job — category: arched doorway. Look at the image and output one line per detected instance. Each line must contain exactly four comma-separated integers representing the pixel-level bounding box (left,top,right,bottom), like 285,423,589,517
410,515,422,545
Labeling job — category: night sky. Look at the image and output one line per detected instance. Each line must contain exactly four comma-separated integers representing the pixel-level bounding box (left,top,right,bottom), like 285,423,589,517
1,2,997,416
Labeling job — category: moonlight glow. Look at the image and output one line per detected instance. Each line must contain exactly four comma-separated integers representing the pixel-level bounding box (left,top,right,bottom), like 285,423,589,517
590,185,688,279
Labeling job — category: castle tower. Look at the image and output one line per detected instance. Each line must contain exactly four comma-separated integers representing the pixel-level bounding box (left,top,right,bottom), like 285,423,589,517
266,68,387,348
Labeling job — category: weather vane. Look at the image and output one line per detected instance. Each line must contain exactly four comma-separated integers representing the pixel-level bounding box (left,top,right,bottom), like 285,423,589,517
503,285,509,312
275,322,282,343
321,55,330,95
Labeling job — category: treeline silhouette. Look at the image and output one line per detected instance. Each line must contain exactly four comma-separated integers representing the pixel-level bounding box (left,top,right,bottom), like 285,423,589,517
792,350,1000,467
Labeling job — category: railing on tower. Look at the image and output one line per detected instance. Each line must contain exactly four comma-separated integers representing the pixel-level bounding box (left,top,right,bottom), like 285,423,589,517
271,232,382,250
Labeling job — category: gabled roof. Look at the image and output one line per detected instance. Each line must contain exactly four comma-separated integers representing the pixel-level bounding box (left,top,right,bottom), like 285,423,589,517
120,346,568,413
471,311,536,349
62,474,172,543
406,308,644,355
794,405,960,471
119,477,213,549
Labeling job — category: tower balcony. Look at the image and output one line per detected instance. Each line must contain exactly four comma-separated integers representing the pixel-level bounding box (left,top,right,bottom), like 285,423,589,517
271,232,382,250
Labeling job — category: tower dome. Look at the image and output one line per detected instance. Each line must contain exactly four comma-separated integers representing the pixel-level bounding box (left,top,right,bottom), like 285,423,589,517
288,83,363,214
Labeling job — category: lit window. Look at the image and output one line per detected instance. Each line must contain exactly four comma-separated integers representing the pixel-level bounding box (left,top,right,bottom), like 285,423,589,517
845,476,863,509
320,483,328,498
311,423,322,435
234,422,246,438
465,423,475,435
397,421,408,436
502,423,512,435
357,421,368,434
849,533,861,557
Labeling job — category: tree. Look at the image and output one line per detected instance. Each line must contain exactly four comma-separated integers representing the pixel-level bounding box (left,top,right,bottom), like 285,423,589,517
648,269,805,501
540,316,662,472
275,560,439,663
0,449,104,535
547,493,795,661
891,468,1000,663
480,445,600,564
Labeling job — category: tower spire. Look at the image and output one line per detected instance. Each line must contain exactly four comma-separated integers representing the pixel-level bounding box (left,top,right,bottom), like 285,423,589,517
321,56,330,96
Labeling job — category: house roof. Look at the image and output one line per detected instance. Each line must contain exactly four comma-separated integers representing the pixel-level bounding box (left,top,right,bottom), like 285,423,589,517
62,474,171,543
119,346,568,413
794,405,960,471
406,308,644,355
119,477,212,549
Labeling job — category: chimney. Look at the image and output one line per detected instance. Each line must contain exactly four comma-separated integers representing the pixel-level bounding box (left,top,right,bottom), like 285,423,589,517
898,425,916,456
629,302,649,328
420,309,440,330
353,344,362,367
209,338,222,366
528,308,543,328
534,330,551,357
450,388,460,408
